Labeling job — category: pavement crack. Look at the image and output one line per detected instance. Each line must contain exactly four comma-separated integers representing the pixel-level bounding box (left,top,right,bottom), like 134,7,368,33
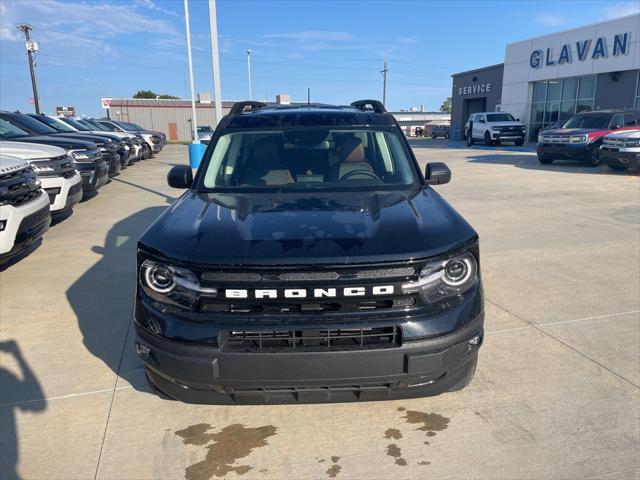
487,299,640,390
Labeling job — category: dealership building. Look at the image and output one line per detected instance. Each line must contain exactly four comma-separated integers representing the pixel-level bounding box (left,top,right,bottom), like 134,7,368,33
450,14,640,141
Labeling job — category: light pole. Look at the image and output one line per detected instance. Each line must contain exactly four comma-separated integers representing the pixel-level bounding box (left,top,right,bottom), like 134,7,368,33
17,24,41,114
208,0,223,125
183,0,199,143
246,49,253,100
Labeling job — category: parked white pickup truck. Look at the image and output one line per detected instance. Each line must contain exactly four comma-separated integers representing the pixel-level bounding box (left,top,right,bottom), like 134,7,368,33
0,142,83,213
0,154,51,264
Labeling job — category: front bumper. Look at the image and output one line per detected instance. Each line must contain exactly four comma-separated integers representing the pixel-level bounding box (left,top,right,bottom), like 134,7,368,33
491,131,525,142
0,193,51,257
134,286,484,404
40,173,83,212
76,161,109,191
537,142,594,160
599,147,640,168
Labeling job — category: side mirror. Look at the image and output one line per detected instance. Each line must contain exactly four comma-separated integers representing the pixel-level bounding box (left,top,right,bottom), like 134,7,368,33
425,162,451,185
167,165,193,189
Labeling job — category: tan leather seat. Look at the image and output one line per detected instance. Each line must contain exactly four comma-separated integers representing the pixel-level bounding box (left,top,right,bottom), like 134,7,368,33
240,137,293,185
331,136,374,180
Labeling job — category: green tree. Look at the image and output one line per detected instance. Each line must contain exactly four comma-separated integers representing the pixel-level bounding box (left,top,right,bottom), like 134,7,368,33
440,97,452,113
133,90,179,99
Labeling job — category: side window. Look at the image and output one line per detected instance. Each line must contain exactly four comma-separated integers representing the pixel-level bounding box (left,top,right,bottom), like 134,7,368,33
478,115,486,123
623,113,636,127
610,114,624,129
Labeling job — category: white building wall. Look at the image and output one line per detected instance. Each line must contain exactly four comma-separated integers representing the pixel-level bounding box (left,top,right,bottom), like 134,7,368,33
501,14,640,126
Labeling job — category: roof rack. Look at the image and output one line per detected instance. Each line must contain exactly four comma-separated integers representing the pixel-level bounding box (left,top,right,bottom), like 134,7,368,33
228,101,267,115
350,100,386,114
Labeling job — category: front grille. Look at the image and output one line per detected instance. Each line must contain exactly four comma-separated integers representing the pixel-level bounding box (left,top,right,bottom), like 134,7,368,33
0,167,42,206
21,206,50,231
220,326,401,352
540,135,571,144
603,137,639,148
196,264,419,315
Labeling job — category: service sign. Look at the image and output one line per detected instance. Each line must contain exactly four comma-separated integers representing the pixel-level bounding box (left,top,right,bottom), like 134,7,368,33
101,98,112,109
457,83,492,96
530,32,630,69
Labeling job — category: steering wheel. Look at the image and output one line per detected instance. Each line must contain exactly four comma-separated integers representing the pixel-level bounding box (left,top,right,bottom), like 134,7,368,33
339,169,380,181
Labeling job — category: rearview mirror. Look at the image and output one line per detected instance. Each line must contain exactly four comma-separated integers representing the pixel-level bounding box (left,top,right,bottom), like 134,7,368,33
167,165,193,189
424,162,451,185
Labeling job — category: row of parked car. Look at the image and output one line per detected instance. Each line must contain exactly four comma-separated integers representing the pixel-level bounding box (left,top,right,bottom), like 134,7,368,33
464,109,639,172
0,113,167,266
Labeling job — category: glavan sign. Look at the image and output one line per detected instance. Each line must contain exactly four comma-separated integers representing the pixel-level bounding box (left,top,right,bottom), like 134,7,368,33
530,33,630,69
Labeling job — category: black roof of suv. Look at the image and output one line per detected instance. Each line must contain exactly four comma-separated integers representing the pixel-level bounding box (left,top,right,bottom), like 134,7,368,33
220,100,398,129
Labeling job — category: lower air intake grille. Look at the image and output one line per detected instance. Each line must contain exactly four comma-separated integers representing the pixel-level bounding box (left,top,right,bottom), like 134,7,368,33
220,326,401,352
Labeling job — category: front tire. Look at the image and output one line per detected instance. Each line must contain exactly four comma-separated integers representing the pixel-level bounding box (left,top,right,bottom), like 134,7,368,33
484,131,493,146
515,139,524,146
467,134,474,147
538,154,554,164
586,147,601,167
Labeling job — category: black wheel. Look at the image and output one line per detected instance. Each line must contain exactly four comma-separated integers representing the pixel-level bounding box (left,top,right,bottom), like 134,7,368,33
515,139,524,146
467,134,474,147
586,147,601,167
538,154,554,164
608,164,629,172
484,131,493,146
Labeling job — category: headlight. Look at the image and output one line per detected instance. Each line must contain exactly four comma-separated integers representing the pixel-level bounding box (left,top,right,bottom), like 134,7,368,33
71,150,91,160
139,259,216,310
570,135,588,144
401,251,478,304
31,163,55,172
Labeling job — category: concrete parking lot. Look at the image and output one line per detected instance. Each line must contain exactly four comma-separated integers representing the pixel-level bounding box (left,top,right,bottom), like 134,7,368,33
1,142,638,480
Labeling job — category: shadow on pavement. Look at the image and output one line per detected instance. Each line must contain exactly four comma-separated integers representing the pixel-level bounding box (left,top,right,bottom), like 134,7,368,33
67,177,174,392
0,340,46,480
466,154,639,176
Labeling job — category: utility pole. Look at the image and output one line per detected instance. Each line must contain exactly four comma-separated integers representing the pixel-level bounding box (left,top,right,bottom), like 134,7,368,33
208,0,223,125
183,0,199,143
17,24,41,114
380,60,388,108
246,49,252,100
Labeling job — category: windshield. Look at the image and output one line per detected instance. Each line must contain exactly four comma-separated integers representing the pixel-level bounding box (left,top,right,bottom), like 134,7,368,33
32,115,77,132
59,117,90,131
486,113,516,122
83,119,109,131
198,126,213,133
113,121,133,131
201,128,417,191
0,119,29,139
563,114,610,129
9,114,57,135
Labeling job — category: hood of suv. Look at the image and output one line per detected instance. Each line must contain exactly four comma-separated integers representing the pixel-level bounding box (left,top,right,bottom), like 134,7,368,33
140,188,477,265
7,135,96,151
0,154,30,172
0,140,68,160
489,122,525,128
605,129,640,139
543,127,604,136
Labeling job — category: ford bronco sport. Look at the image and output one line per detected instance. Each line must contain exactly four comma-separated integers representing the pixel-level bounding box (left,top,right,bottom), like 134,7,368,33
135,100,484,404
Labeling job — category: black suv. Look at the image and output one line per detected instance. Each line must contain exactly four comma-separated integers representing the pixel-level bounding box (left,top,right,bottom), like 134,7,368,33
135,100,483,404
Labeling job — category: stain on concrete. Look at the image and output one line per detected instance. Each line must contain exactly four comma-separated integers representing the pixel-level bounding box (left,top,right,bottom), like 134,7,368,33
397,406,406,411
403,410,450,437
326,456,341,478
418,461,431,466
326,465,341,478
385,444,407,466
318,458,326,463
384,428,403,440
175,423,277,479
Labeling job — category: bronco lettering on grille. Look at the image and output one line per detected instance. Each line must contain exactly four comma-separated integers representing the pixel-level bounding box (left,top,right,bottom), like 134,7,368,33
225,285,395,299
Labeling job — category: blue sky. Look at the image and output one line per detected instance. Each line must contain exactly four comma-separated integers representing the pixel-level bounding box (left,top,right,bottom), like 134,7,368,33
1,0,638,117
